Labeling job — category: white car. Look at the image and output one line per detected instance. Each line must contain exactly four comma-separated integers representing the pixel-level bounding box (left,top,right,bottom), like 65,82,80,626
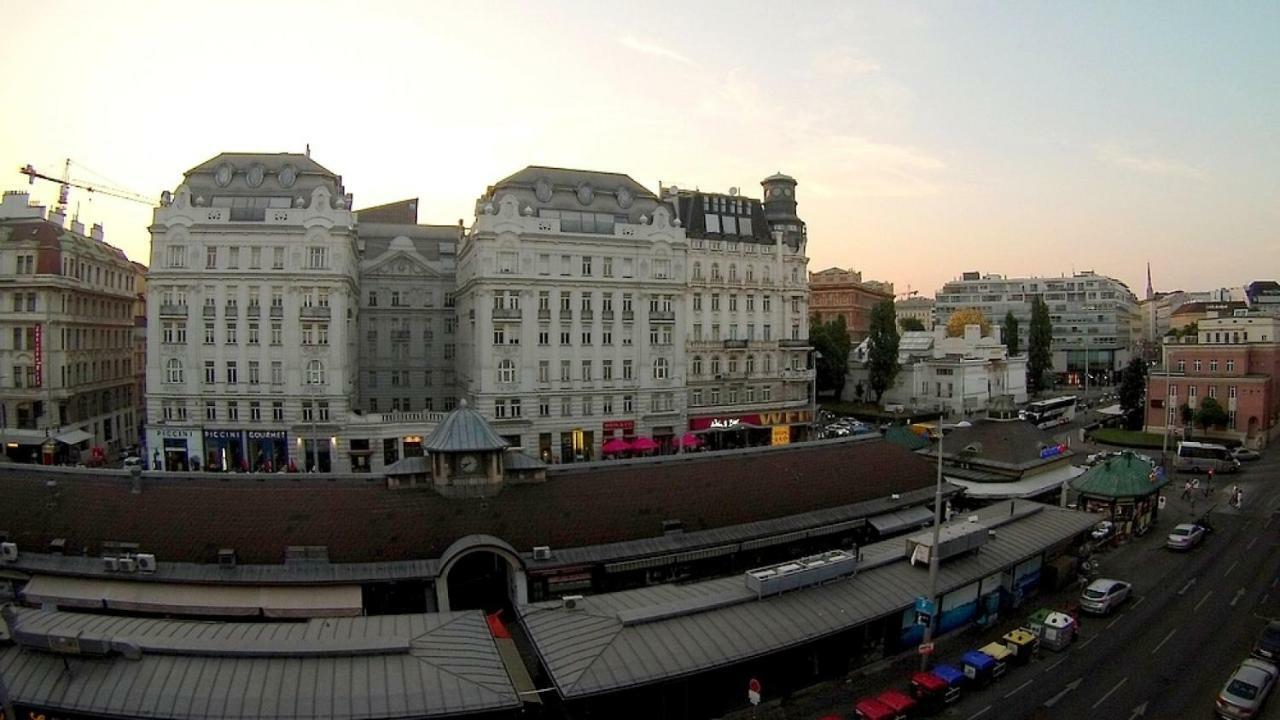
1090,521,1115,541
1217,658,1279,718
1080,578,1131,615
1166,523,1206,551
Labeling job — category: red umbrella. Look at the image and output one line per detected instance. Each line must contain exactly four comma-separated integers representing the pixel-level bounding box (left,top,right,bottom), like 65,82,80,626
602,437,632,454
630,437,659,453
677,433,702,449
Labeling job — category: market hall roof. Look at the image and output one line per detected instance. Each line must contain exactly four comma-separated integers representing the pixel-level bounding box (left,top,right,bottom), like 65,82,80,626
421,400,510,453
0,607,520,719
1070,451,1168,498
0,439,941,566
919,419,1077,473
521,501,1099,699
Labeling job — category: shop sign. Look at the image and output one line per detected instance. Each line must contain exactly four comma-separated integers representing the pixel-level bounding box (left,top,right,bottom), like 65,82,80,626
203,429,244,442
33,324,42,388
711,418,741,429
152,428,195,438
602,420,635,432
689,409,813,431
771,426,791,446
1039,443,1068,459
247,430,287,441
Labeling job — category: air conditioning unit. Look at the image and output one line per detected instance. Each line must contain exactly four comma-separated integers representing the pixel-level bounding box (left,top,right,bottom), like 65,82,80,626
218,548,237,568
532,546,553,561
118,558,137,573
136,553,157,573
48,538,66,555
0,542,17,562
103,557,120,572
562,595,584,610
500,268,512,274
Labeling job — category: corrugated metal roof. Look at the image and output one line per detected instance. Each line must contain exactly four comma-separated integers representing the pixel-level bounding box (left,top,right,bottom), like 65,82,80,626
384,455,431,476
522,501,1099,698
0,609,520,718
502,450,546,470
421,402,509,453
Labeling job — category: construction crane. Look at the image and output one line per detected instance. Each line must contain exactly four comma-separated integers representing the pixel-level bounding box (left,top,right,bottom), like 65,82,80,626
20,160,153,211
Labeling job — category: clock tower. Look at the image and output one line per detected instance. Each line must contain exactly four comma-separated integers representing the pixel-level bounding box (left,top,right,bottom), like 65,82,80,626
761,171,806,250
421,400,511,498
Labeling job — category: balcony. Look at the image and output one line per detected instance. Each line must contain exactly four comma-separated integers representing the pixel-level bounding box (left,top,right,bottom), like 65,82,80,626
723,339,748,349
779,338,812,348
649,311,675,323
202,306,217,318
601,310,614,320
580,309,594,321
245,305,262,318
492,308,522,320
224,304,238,316
300,306,332,319
159,304,187,317
269,306,284,318
537,308,551,320
781,368,816,381
559,309,573,320
622,310,634,321
391,330,411,341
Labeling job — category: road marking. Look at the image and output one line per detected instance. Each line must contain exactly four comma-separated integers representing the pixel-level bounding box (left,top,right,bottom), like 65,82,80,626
1151,628,1177,655
1232,588,1247,607
1226,560,1241,577
1132,594,1146,608
1092,676,1129,709
1043,657,1068,673
1079,634,1097,648
1178,578,1197,595
966,705,991,720
1249,537,1259,550
1130,700,1149,718
1044,678,1083,708
1107,614,1124,629
1194,590,1214,611
1004,679,1034,698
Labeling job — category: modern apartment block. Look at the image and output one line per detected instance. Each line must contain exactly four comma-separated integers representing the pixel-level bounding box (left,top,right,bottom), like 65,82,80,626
145,153,360,472
935,270,1140,384
0,191,146,462
668,177,814,447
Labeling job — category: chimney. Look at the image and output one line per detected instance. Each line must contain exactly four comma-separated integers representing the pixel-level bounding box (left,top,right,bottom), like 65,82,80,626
91,223,104,242
48,209,65,228
70,219,85,236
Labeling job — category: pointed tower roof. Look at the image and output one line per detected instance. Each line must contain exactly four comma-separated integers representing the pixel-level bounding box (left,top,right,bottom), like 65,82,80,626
422,400,510,453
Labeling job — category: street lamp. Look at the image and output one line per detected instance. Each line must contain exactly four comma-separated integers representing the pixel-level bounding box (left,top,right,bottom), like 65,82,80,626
920,418,971,670
1160,337,1172,469
811,349,823,433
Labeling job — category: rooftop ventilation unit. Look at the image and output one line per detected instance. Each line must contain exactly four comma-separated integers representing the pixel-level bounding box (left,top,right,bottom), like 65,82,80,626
118,557,137,573
102,557,120,572
744,549,859,599
532,546,553,561
218,549,237,568
136,553,157,573
0,542,17,562
48,538,66,555
661,519,684,535
562,595,584,610
906,521,989,567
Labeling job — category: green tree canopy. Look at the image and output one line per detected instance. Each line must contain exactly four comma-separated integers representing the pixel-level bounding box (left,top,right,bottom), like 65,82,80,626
867,300,901,402
1027,296,1054,393
1118,356,1147,430
809,315,852,399
1195,397,1229,430
1003,310,1020,356
899,317,926,332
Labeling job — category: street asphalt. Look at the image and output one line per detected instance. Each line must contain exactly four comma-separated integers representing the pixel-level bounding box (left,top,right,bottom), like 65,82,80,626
725,442,1280,720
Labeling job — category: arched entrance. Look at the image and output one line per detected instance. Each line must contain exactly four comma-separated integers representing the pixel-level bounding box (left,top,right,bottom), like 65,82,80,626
434,535,527,613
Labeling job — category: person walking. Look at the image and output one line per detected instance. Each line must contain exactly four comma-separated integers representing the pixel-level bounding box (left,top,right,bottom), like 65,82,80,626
1235,486,1245,509
1182,479,1194,501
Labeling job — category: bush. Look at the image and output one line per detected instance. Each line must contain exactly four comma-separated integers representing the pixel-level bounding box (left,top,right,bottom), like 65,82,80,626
1091,428,1167,448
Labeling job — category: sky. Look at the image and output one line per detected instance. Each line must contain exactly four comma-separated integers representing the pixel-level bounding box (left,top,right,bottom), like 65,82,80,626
1,0,1277,298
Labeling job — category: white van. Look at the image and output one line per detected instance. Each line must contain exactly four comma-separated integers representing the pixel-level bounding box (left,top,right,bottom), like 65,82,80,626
1175,441,1241,474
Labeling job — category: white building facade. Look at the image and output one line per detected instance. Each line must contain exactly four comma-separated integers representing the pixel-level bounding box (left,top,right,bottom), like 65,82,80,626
145,154,359,472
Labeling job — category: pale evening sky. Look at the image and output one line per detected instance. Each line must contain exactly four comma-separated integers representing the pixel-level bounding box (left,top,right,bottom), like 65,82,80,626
1,1,1277,299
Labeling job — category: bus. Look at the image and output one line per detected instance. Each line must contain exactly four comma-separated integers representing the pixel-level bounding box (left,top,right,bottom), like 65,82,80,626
1175,441,1241,474
1020,396,1077,429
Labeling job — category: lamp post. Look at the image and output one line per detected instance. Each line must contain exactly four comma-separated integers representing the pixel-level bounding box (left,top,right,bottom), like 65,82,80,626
811,349,823,436
920,419,971,670
1160,337,1172,470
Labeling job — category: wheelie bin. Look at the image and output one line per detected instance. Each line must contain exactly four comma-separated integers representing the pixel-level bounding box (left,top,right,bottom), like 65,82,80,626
978,642,1011,680
932,664,964,703
961,650,997,687
876,689,917,720
909,670,951,713
1003,627,1039,665
853,696,896,720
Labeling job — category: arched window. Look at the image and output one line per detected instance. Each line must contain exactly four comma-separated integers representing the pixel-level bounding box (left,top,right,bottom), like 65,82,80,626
165,358,183,383
764,354,773,373
497,359,516,384
711,356,722,375
653,357,670,379
692,356,703,376
762,266,772,284
693,262,703,280
729,264,738,282
306,360,326,385
711,263,721,281
746,355,755,375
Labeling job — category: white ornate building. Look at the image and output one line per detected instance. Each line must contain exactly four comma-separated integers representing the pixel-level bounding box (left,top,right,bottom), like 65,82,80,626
145,153,359,472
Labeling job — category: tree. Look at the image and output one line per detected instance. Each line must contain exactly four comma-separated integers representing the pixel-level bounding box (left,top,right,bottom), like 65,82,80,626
1027,296,1054,393
899,317,926,332
1195,397,1229,430
1003,311,1020,356
945,308,992,338
867,299,901,402
809,315,851,399
1179,403,1194,438
1118,357,1147,430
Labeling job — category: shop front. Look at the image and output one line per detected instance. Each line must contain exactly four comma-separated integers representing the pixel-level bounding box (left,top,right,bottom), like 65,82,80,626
559,428,595,464
688,409,813,450
247,430,288,472
203,429,247,472
145,427,203,472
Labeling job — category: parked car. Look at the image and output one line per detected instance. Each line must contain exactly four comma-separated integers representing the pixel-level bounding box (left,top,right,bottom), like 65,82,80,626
1090,520,1115,541
1166,523,1206,551
1253,622,1280,661
1217,658,1279,718
1233,447,1262,462
1079,578,1131,615
123,456,142,469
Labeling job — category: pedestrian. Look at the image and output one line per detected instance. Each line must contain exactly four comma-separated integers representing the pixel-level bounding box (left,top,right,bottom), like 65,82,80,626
1181,479,1193,501
1236,486,1245,509
1231,484,1240,508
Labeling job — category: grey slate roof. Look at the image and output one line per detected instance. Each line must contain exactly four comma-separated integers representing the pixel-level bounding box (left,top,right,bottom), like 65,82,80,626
385,455,431,476
502,450,546,471
0,608,520,719
422,402,509,453
521,501,1098,698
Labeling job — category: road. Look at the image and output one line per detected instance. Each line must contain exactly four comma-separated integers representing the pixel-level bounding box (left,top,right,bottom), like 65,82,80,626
940,449,1280,720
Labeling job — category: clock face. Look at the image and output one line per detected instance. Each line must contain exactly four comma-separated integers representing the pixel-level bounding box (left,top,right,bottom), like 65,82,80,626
459,455,480,474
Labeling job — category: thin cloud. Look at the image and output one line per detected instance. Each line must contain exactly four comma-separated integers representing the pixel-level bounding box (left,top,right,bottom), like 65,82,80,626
1095,145,1205,181
812,50,882,76
618,36,698,67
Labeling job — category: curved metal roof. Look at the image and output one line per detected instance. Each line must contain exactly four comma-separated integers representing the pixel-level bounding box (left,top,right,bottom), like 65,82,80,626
421,401,509,453
1071,451,1167,498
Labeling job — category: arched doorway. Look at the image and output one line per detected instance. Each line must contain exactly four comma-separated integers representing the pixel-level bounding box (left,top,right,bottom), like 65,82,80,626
434,535,527,613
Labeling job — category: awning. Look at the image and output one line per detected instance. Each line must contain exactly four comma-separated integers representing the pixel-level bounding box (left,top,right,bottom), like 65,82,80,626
20,575,363,618
947,463,1086,500
867,505,936,536
54,429,92,445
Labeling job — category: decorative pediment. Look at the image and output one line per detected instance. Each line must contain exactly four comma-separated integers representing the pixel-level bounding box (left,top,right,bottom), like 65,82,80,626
364,248,440,278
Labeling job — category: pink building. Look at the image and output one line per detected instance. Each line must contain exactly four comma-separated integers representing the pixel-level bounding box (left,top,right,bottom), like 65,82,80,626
1145,312,1280,449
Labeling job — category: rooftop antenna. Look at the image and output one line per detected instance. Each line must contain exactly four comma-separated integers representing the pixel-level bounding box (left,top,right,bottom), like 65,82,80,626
305,143,311,158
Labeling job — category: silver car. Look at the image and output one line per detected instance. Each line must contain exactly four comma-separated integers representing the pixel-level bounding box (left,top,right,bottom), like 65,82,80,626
1080,578,1131,615
1217,658,1278,718
1166,523,1206,551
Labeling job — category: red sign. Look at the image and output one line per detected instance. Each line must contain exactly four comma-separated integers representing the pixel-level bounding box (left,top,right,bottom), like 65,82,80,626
918,642,935,655
689,409,812,431
602,420,635,432
749,678,761,694
33,324,42,388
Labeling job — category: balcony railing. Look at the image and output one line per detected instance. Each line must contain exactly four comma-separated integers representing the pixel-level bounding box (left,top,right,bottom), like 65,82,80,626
300,306,332,319
202,306,217,318
245,305,262,318
492,308,522,320
537,308,551,320
159,304,187,317
622,310,634,321
649,311,675,323
779,338,812,348
601,309,614,320
723,339,748,349
269,306,284,318
559,309,573,320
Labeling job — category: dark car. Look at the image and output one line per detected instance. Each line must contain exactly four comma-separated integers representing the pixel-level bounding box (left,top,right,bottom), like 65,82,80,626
1255,622,1280,661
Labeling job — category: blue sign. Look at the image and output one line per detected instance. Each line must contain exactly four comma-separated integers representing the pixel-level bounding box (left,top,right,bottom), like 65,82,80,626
1039,443,1067,459
915,596,936,615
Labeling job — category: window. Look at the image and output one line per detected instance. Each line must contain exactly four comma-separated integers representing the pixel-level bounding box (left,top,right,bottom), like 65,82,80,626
270,321,282,345
225,322,238,344
729,295,738,312
693,294,703,312
711,263,721,281
498,359,516,384
538,327,550,345
204,361,215,384
692,389,703,406
492,326,506,345
206,246,218,269
1177,359,1186,372
538,360,550,383
653,357,670,379
560,360,572,382
623,394,634,413
271,361,283,385
538,254,550,275
1194,359,1202,372
693,262,703,280
1227,359,1235,372
301,401,314,422
308,246,328,269
623,359,633,380
271,247,285,269
603,257,613,277
272,401,284,421
1210,359,1218,372
1208,386,1217,399
538,291,550,311
225,361,238,384
746,294,755,312
581,360,592,382
712,294,721,312
581,331,592,345
227,402,239,421
306,360,325,385
560,292,571,311
249,401,262,422
1229,385,1237,398
205,401,216,421
560,329,571,345
1189,385,1197,398
602,326,613,345
165,359,183,383
539,398,550,417
560,255,571,276
228,246,240,269
560,397,571,416
582,256,593,275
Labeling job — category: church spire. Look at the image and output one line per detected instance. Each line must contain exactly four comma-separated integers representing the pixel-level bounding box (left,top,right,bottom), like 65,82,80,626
1145,262,1153,300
